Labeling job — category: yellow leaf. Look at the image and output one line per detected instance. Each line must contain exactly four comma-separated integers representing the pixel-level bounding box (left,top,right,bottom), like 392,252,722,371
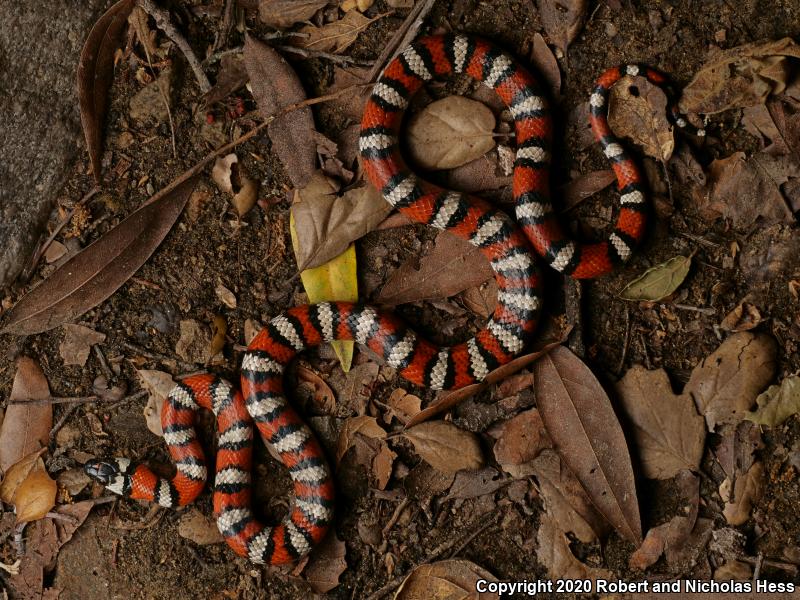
290,212,357,372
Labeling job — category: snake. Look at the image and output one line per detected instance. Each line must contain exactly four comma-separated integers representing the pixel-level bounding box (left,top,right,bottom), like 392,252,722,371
84,33,702,565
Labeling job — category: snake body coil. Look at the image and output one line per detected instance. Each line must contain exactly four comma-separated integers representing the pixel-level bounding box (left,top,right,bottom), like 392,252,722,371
85,33,700,564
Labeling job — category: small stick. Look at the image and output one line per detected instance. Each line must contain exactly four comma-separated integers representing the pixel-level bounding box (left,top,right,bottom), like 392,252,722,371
105,390,149,412
365,0,436,84
673,303,716,315
210,0,235,54
11,396,100,406
137,0,212,93
616,304,631,375
121,341,196,371
752,552,764,582
93,345,114,380
277,45,374,67
49,404,80,440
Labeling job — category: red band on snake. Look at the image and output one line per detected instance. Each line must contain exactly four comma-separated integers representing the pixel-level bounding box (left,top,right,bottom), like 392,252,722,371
85,33,701,565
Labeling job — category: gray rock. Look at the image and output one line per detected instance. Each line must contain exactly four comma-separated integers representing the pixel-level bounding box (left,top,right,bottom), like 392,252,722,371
0,1,111,288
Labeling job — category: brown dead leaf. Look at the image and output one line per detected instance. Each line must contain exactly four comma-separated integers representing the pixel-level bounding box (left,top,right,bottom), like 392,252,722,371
1,177,198,335
680,37,800,114
537,512,612,581
383,388,422,425
375,232,493,306
292,172,391,270
258,0,328,28
406,97,496,170
336,415,386,463
302,534,347,593
629,470,700,570
137,369,176,437
203,53,248,107
530,33,561,98
0,450,45,504
720,461,764,525
443,467,508,501
615,366,705,479
715,421,762,481
683,331,777,431
44,241,68,264
535,0,588,54
10,454,57,524
439,155,512,196
532,449,609,542
534,346,642,543
178,509,225,545
59,324,106,367
78,0,135,182
211,154,259,218
402,421,484,474
459,281,498,319
339,362,380,415
297,365,336,415
244,35,316,188
703,151,797,227
745,375,800,427
296,10,381,54
561,169,616,210
395,559,499,599
742,101,790,155
492,408,551,478
720,301,763,332
609,76,674,161
215,282,237,309
0,358,52,472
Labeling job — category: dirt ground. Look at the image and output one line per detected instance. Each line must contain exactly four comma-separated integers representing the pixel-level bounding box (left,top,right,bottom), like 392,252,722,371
1,0,800,598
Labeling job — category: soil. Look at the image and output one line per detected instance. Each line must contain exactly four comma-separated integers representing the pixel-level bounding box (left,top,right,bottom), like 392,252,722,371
1,1,800,599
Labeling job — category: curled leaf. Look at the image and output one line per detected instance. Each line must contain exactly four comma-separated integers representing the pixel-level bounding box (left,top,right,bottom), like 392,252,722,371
619,255,692,302
138,369,177,437
258,0,328,28
720,461,764,525
745,375,800,427
12,456,57,524
608,76,674,162
296,10,381,53
535,0,588,54
395,559,498,599
211,153,259,217
336,416,386,463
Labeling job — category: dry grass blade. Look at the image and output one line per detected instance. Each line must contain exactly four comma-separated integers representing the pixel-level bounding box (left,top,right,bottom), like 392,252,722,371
533,346,642,544
77,0,135,183
2,177,199,335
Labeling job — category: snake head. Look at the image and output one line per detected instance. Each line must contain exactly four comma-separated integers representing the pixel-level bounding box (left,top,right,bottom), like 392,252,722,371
83,458,133,494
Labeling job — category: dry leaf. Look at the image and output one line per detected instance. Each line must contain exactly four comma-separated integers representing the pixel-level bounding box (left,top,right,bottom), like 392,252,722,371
534,346,642,543
376,232,493,306
244,35,316,188
680,38,800,114
211,154,259,218
720,461,764,525
383,389,422,425
492,408,551,478
609,76,674,161
537,512,612,581
77,0,136,182
14,460,56,524
402,421,484,474
703,152,797,228
619,255,692,301
302,534,347,593
44,241,68,264
297,365,336,415
443,467,508,501
203,53,248,107
296,10,379,54
0,358,52,472
532,449,609,542
714,560,753,581
716,421,762,481
535,0,588,53
406,96,496,170
59,324,106,367
395,559,499,599
629,470,700,570
745,375,800,427
530,33,561,98
561,169,616,210
258,0,328,28
683,332,777,431
459,281,498,319
0,450,45,504
137,370,176,437
1,177,198,335
336,416,386,463
615,366,705,479
178,509,225,545
720,301,762,332
292,172,391,270
215,282,237,309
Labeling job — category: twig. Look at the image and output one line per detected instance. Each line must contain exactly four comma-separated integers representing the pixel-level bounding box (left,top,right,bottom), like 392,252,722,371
105,390,149,413
49,404,80,440
11,396,101,406
673,303,716,315
365,0,436,84
277,45,374,67
211,0,235,54
446,515,498,559
93,345,114,380
752,552,764,582
24,187,100,280
616,304,631,375
677,231,720,248
137,0,212,92
122,340,196,371
139,19,177,159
